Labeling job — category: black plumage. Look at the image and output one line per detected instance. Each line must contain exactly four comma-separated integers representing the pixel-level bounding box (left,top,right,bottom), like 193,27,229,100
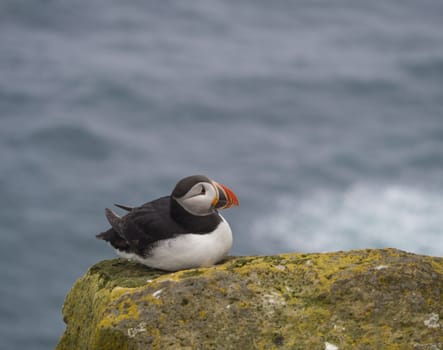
96,196,222,257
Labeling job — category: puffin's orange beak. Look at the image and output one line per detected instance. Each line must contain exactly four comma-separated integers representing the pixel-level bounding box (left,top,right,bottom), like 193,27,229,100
212,181,239,209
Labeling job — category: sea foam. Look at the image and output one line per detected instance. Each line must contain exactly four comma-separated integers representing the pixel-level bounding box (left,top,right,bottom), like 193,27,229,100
253,183,443,256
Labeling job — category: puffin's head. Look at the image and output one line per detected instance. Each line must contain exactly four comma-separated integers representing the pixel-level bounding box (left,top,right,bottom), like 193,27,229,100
171,175,239,216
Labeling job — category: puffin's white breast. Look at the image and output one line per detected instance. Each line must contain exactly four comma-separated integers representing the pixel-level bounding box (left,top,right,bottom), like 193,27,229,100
117,216,233,271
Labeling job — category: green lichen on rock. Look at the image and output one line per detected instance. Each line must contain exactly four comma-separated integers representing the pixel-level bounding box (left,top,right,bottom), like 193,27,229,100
56,249,443,349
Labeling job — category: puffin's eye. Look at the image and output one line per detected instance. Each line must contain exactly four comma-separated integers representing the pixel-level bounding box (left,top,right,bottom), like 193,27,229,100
200,186,206,195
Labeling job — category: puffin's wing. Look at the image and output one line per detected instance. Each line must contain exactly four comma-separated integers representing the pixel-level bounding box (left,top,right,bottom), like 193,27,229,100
118,197,184,246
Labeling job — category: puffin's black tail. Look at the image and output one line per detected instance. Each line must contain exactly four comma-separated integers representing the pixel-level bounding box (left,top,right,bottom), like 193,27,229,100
96,228,130,251
96,228,114,241
96,208,130,251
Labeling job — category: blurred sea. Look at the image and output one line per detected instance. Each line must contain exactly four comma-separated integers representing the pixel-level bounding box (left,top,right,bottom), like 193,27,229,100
1,0,443,348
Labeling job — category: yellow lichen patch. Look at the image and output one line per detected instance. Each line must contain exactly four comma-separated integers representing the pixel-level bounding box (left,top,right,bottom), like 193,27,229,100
97,298,138,328
144,326,162,349
430,258,443,275
110,286,133,296
237,300,251,309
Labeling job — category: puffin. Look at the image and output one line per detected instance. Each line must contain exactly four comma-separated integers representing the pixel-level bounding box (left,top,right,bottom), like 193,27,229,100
96,175,239,271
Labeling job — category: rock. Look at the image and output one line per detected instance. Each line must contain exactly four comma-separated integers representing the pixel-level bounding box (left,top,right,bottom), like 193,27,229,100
56,249,443,349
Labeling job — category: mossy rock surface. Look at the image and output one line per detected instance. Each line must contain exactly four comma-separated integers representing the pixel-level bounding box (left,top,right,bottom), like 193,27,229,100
56,249,443,349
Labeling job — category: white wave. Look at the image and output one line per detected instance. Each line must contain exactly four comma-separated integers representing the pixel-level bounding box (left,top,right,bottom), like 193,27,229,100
252,184,443,256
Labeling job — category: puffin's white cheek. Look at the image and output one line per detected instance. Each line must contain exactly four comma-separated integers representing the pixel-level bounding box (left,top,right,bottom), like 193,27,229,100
186,196,212,214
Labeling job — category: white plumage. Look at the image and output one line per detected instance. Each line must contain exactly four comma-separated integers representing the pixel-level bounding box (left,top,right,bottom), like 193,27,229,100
116,216,233,271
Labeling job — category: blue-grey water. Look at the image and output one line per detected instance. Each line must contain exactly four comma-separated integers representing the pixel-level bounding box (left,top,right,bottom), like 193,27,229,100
1,0,443,348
